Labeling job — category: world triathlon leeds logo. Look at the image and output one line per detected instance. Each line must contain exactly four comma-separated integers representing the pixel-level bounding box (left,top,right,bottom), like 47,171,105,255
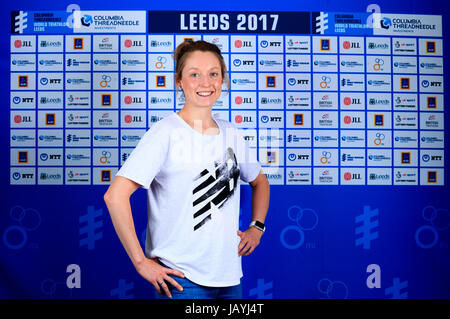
313,12,329,34
11,11,28,34
355,205,379,249
79,206,103,250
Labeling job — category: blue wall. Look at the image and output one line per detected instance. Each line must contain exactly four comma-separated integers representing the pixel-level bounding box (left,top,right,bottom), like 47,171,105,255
1,0,448,299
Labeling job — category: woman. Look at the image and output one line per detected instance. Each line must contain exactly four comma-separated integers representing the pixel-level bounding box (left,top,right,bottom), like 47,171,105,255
104,40,270,299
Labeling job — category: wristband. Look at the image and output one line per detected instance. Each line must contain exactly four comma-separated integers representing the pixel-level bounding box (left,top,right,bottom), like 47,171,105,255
250,220,265,233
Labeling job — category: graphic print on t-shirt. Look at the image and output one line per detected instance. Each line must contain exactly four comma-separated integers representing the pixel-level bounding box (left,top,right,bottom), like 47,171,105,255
192,147,240,231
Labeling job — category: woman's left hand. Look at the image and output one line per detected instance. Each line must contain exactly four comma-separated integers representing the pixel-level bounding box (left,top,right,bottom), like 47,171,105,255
237,227,263,256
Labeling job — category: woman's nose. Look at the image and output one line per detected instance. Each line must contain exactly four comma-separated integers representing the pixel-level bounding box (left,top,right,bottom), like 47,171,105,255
199,74,212,86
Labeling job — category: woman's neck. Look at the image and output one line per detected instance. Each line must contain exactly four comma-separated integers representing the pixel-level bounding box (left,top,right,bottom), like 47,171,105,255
177,104,219,134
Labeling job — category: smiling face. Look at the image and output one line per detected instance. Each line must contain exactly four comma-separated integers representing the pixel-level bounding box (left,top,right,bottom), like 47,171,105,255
176,50,223,110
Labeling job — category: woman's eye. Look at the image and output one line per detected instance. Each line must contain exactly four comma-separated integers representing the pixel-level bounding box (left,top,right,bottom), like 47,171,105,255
191,73,198,77
211,72,218,77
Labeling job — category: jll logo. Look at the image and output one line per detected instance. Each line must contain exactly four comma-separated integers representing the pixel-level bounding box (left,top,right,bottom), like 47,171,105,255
344,172,361,181
124,96,142,104
343,41,360,49
235,115,252,123
14,40,31,48
14,115,32,123
234,40,252,48
124,115,142,123
344,116,361,124
344,97,361,105
235,96,252,104
124,40,143,48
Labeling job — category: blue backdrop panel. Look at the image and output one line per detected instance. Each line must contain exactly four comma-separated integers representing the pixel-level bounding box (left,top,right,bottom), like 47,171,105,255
1,0,448,299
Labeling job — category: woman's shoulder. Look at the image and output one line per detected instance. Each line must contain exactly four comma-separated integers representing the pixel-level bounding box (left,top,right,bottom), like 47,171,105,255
140,113,179,141
215,117,237,131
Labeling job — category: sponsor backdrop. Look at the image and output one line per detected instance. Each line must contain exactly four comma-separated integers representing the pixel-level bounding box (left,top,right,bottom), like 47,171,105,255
1,0,448,299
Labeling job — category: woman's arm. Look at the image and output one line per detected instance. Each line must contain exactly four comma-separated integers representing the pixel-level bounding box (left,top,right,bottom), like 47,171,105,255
104,176,184,298
237,170,270,256
249,170,270,224
104,176,144,266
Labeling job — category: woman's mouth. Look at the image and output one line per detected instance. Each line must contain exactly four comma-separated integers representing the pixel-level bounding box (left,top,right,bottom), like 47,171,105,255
196,91,214,97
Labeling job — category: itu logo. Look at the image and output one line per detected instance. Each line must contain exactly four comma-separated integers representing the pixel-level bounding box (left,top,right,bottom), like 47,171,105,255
41,277,73,299
99,75,111,88
373,58,384,71
154,56,167,69
280,205,318,250
317,278,348,299
319,76,331,89
320,151,332,164
3,205,41,250
374,133,385,146
415,205,448,249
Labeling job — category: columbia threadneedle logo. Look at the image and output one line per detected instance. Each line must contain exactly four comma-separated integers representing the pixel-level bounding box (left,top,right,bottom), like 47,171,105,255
81,15,92,27
380,17,392,30
355,205,379,249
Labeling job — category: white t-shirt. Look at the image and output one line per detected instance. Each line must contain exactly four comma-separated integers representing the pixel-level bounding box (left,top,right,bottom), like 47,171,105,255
116,112,261,287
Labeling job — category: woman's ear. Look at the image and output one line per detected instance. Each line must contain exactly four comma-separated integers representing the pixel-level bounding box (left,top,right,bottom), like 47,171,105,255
175,75,182,90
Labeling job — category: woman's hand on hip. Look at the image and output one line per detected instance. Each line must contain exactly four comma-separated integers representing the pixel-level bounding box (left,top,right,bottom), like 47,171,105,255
135,258,184,298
